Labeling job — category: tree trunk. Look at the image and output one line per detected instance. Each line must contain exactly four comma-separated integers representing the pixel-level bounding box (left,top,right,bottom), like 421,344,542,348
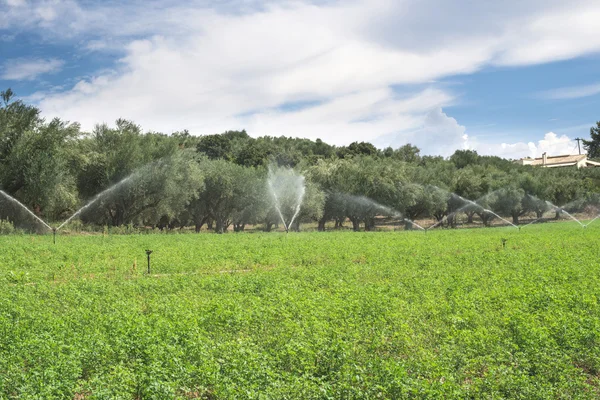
483,215,493,227
207,219,213,230
350,217,360,232
194,216,207,233
433,212,446,222
291,220,300,232
318,217,327,232
536,210,544,219
364,217,375,231
215,217,225,234
264,222,273,232
512,213,519,225
477,212,493,227
466,211,475,224
448,214,456,228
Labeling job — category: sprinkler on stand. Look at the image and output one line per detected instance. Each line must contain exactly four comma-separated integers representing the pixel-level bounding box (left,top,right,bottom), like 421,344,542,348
501,238,507,249
145,250,153,274
52,227,57,244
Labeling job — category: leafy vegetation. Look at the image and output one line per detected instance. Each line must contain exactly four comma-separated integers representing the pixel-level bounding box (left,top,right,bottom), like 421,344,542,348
1,224,600,398
2,89,600,234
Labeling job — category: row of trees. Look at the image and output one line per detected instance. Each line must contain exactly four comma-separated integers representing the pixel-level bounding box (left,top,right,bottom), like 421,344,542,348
2,88,600,232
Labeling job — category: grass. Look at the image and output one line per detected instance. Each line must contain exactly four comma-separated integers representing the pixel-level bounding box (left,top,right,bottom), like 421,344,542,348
1,223,600,398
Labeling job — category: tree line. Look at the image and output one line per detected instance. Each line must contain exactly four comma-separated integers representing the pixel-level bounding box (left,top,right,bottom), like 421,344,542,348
2,88,600,233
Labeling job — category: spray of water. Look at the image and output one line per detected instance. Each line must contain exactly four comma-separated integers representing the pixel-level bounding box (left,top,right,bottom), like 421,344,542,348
545,201,584,227
402,218,426,231
267,167,306,232
57,175,134,231
585,214,600,227
428,194,475,230
521,217,542,229
330,192,425,231
0,190,52,231
267,179,289,232
428,192,520,230
288,204,303,231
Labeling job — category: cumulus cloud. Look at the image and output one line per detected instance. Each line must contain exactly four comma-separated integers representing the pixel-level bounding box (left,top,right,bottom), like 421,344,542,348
375,108,468,156
1,58,64,80
475,132,580,160
4,0,600,156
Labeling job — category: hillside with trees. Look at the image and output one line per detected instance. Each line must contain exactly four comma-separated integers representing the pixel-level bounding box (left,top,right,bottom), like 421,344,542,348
2,88,600,232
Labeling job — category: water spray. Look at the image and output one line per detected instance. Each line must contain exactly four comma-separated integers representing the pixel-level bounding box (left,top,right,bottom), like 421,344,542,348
56,175,134,231
545,201,584,227
0,190,52,231
585,213,600,228
267,166,305,233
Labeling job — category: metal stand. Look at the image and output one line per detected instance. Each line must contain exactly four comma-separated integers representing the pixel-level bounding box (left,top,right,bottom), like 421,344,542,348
145,250,153,274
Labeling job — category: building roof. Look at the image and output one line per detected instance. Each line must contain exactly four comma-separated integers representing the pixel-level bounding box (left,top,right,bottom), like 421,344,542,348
517,154,600,168
529,154,585,166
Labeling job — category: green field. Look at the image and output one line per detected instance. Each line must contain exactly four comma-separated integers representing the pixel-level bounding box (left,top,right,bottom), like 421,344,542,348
1,224,600,399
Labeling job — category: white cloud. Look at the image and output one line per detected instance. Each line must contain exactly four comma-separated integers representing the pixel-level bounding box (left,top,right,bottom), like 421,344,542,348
242,88,453,145
375,108,467,156
1,58,64,80
4,0,600,157
475,132,580,159
5,0,26,7
539,83,600,100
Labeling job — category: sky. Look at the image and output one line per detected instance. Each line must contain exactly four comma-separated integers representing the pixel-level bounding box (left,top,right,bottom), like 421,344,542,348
1,0,600,159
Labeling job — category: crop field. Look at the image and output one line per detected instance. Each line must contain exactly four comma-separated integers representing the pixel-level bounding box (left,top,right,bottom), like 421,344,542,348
1,223,600,399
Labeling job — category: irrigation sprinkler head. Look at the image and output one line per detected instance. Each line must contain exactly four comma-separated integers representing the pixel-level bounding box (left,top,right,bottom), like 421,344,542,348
52,227,57,244
501,238,507,249
145,250,153,274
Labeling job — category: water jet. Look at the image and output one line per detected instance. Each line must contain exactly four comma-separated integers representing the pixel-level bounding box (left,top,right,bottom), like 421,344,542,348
0,190,52,231
267,167,305,232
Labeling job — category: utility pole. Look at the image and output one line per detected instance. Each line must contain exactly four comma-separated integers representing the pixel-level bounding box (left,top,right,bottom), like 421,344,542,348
575,138,583,155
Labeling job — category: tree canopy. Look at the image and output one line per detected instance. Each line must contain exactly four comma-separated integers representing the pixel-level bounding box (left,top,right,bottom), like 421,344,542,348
1,88,600,233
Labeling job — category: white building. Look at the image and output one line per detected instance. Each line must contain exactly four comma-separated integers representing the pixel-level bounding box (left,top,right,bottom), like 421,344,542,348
515,153,600,169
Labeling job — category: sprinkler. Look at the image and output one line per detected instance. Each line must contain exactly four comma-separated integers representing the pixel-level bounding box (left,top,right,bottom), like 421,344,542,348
501,238,507,249
52,227,57,244
145,250,153,274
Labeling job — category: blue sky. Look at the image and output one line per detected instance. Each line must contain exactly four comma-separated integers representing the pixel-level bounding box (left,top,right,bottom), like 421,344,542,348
1,0,600,158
